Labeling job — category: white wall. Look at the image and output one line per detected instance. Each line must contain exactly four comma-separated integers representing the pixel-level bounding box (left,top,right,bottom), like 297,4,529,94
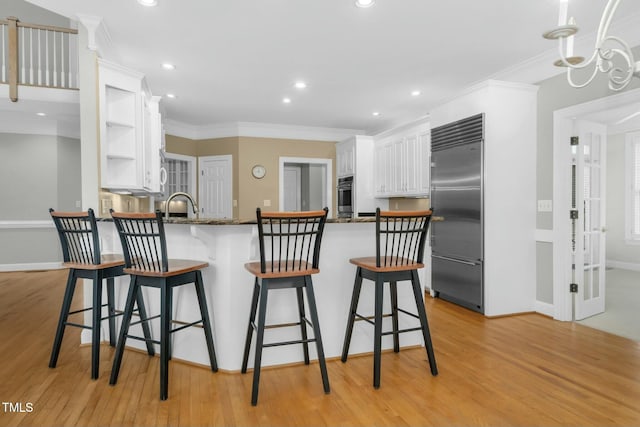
0,133,80,268
606,132,640,268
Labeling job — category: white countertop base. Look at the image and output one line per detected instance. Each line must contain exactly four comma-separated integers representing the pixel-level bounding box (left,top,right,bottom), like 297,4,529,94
89,222,429,371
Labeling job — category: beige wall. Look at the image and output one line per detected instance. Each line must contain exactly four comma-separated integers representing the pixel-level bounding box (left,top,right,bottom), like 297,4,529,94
389,197,429,211
165,134,337,220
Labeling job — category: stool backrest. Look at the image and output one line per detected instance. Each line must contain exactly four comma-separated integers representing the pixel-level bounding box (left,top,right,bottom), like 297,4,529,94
256,208,329,274
110,210,169,272
376,208,433,268
50,208,101,265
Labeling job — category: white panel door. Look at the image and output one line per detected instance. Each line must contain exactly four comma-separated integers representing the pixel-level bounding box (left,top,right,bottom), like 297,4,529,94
573,120,607,320
199,155,232,219
283,166,301,211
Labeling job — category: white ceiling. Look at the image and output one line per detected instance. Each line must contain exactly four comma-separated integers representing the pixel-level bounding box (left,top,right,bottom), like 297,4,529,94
11,0,640,136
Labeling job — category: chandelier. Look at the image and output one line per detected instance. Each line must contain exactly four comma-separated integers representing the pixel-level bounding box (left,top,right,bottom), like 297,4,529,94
543,0,640,91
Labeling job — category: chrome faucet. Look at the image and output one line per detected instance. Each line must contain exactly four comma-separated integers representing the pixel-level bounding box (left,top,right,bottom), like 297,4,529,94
165,192,198,219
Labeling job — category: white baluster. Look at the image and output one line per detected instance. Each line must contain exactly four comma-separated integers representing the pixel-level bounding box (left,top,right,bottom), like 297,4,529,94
29,28,34,85
61,32,66,88
45,30,49,86
53,31,57,87
1,25,5,83
37,29,41,86
20,26,25,84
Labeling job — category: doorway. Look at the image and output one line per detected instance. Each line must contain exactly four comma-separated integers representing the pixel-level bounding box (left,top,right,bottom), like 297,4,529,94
279,157,332,216
553,88,640,330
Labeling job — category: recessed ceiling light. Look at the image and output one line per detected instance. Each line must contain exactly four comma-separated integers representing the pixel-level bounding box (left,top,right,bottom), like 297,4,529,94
372,111,380,116
36,112,46,116
294,81,307,89
355,0,375,8
411,90,421,96
161,63,175,70
137,0,158,6
283,97,291,104
166,93,176,99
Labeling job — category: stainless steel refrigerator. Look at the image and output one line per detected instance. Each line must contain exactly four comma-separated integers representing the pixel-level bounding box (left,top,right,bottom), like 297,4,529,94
430,113,484,313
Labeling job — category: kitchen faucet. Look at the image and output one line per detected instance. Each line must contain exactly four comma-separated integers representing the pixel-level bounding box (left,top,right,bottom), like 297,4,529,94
165,192,198,219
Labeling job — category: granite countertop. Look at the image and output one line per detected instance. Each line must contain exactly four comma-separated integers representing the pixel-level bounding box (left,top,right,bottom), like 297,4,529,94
162,216,377,225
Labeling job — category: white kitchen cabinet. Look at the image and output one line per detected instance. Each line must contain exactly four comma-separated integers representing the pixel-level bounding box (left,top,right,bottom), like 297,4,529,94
374,121,430,197
336,138,355,177
98,59,162,193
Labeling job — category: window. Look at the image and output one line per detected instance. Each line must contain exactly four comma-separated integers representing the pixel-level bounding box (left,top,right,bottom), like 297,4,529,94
626,132,640,242
160,153,196,199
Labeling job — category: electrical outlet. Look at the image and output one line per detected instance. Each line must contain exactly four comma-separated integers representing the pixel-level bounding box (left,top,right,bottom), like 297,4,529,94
263,200,271,207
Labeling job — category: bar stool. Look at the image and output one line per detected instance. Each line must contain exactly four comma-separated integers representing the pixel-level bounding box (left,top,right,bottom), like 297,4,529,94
341,208,438,388
109,210,218,400
241,208,330,406
48,208,152,380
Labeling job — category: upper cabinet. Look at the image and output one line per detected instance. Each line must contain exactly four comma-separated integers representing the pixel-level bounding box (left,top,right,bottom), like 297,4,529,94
374,122,430,198
98,59,163,193
336,138,355,178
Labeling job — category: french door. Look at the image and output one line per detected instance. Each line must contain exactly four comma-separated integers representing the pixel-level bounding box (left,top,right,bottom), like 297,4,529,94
572,120,607,320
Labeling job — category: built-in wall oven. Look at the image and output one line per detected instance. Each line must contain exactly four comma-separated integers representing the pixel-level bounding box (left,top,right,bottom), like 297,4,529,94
337,176,354,218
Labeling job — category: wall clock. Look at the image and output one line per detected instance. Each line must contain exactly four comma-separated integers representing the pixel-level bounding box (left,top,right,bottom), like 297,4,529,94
252,164,266,179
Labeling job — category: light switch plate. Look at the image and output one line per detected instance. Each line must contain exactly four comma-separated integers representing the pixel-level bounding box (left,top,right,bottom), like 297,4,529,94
537,199,552,212
263,200,271,207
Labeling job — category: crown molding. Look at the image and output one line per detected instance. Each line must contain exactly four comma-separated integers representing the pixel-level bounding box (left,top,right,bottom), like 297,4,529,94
164,119,364,142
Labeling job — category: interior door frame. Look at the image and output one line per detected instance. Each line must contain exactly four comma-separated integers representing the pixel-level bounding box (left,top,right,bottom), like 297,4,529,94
552,88,640,321
278,157,332,216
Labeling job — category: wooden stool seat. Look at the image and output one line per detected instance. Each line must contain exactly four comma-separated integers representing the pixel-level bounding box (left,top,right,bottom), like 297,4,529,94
241,208,330,406
244,261,319,278
109,210,218,401
342,208,438,388
350,257,424,272
124,259,209,277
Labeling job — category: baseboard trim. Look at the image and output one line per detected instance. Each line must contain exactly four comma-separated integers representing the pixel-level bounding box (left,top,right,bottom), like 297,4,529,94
606,260,640,272
535,300,554,317
0,262,63,272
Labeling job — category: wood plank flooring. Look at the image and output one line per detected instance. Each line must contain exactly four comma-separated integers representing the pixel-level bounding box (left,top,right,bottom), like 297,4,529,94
1,269,640,426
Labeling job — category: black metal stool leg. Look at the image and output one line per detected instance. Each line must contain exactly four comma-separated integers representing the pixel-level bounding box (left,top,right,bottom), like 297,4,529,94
194,271,218,372
373,275,384,389
296,286,310,364
49,270,78,369
160,280,171,400
341,267,363,362
135,288,155,356
251,279,270,406
91,271,103,380
390,281,400,353
304,276,330,394
110,276,138,386
241,278,260,373
410,271,438,376
107,277,116,347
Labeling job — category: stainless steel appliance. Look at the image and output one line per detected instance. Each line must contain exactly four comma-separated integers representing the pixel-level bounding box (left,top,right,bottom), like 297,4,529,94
430,113,484,313
337,176,354,218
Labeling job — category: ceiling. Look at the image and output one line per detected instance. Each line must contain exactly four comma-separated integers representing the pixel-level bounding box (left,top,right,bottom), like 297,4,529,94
11,0,640,136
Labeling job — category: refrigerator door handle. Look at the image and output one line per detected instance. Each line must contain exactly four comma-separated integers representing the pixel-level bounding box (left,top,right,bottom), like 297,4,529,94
432,254,480,266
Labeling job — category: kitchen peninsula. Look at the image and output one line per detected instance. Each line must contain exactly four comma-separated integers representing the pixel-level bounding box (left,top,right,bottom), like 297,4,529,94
95,217,431,371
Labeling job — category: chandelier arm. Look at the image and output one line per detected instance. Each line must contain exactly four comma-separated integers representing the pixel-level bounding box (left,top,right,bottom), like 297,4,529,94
597,0,621,45
556,38,598,69
566,65,600,89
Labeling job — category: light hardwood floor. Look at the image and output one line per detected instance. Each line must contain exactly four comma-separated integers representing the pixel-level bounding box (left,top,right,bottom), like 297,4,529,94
1,269,640,426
